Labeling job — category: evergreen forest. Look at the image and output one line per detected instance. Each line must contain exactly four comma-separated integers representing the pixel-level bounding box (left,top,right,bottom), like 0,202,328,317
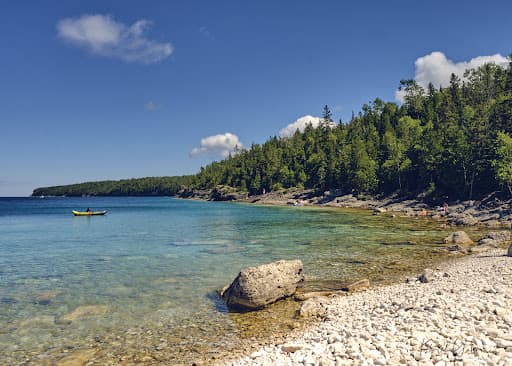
33,59,512,200
32,176,195,197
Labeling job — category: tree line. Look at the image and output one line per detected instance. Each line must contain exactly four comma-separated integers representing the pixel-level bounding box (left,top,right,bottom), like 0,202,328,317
195,58,512,200
33,58,512,200
32,176,196,197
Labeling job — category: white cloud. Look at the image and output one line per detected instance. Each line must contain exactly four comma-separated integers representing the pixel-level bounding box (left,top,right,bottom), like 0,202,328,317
145,101,161,111
199,26,213,39
396,51,509,102
279,115,335,137
191,133,243,158
57,14,173,64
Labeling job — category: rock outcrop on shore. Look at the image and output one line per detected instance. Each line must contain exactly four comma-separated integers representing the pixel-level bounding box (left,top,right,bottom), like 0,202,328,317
478,231,511,246
220,260,304,311
179,187,512,228
224,249,512,365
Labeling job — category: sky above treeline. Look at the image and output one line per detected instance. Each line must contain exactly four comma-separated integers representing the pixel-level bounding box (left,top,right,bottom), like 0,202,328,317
1,0,510,196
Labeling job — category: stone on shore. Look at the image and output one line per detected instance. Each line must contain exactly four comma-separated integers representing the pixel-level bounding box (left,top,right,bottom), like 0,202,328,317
296,296,330,318
508,244,512,257
220,260,304,311
453,213,479,226
281,343,304,352
225,248,512,366
418,269,434,283
341,279,370,292
443,231,473,245
294,291,336,301
373,208,386,215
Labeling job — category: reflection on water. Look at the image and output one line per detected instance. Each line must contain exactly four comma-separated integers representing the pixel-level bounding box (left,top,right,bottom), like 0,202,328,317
0,197,485,365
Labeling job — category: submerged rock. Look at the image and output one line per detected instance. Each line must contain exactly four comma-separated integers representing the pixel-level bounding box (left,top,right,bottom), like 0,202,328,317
479,231,511,244
56,348,96,366
477,238,499,247
475,231,511,249
9,315,56,330
58,305,110,323
469,245,493,254
443,231,473,245
32,290,63,305
445,244,469,254
220,260,304,311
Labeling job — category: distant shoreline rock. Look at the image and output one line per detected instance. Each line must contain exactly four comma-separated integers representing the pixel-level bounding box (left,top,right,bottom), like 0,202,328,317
178,187,512,228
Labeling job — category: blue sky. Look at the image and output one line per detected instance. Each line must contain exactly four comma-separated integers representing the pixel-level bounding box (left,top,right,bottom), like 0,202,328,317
1,0,510,196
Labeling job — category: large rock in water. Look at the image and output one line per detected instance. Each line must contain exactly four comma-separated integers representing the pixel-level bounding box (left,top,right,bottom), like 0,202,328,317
476,231,511,249
444,231,473,245
483,231,511,243
220,260,304,311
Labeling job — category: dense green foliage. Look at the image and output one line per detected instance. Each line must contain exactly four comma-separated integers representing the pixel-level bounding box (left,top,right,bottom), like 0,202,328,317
493,131,512,195
32,176,196,197
195,58,512,200
33,58,512,200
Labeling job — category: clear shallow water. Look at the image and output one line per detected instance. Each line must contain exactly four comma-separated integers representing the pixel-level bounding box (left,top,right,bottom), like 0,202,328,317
0,197,466,364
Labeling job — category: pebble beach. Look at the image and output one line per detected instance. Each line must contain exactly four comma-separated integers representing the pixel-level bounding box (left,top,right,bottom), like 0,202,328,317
224,248,512,366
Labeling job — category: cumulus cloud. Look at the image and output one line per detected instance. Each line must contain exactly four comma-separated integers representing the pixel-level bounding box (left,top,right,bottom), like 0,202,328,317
145,101,161,111
57,14,173,64
199,26,213,39
396,51,509,102
191,133,243,158
279,115,335,137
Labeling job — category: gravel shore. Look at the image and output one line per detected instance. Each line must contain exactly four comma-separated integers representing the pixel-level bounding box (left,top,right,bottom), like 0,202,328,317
224,249,512,366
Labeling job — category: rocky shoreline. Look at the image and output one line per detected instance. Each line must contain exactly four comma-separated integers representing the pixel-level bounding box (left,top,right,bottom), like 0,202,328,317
178,187,512,229
177,187,512,366
221,248,512,366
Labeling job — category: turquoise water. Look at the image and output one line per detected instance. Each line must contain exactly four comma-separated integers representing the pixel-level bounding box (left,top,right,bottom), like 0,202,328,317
0,197,455,364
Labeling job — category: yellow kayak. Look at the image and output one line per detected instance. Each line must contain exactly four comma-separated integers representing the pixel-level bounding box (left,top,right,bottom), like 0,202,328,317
72,210,108,216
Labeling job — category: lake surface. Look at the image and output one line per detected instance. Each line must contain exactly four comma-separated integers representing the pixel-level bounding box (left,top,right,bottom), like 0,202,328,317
0,197,466,364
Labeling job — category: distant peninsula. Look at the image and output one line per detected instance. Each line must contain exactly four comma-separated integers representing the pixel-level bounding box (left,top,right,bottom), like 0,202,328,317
32,176,195,197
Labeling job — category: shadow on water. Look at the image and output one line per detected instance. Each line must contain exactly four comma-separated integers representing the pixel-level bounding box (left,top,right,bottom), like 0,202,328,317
206,291,229,314
0,297,18,305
